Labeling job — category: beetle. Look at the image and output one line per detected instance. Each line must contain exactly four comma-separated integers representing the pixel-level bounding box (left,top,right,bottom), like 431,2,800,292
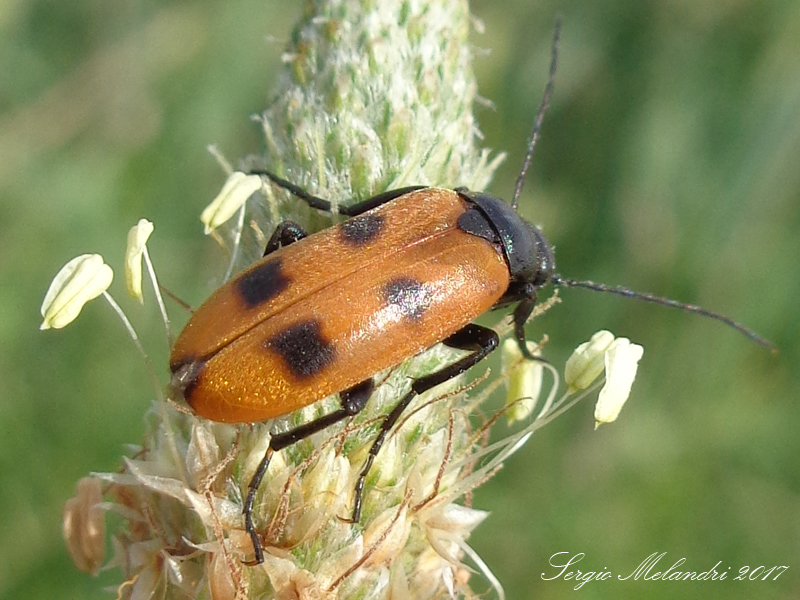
169,180,556,565
169,21,773,565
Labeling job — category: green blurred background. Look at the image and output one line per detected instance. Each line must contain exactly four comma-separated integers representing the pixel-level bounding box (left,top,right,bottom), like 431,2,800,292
1,1,798,598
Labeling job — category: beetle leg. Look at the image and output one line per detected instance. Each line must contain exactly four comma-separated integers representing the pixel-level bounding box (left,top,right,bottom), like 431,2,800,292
250,168,426,216
495,282,542,361
263,220,308,256
512,294,538,360
339,378,375,413
338,185,429,217
348,323,499,523
242,378,374,565
509,293,553,366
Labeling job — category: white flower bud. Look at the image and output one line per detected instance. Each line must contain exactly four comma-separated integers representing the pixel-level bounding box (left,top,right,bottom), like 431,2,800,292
40,254,113,330
501,338,543,424
564,330,615,392
200,172,263,234
124,219,154,303
594,338,644,428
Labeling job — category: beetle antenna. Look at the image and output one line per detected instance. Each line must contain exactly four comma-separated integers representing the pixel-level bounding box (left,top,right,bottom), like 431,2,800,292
511,15,561,211
551,274,777,353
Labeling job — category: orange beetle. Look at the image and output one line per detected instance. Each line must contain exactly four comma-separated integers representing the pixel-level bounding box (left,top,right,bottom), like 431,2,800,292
169,177,556,565
168,21,773,565
170,188,516,424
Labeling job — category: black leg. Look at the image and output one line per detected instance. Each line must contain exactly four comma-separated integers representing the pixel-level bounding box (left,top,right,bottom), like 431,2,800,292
509,293,553,366
250,169,427,217
339,379,375,414
338,186,429,217
512,295,537,360
348,323,499,523
243,378,374,565
495,281,540,361
263,220,308,256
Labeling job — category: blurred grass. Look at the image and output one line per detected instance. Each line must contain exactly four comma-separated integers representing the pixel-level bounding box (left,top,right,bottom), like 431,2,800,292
1,1,798,599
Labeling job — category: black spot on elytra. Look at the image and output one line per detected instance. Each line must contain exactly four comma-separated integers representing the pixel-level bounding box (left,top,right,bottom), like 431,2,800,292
236,258,291,308
384,277,431,322
339,214,384,246
266,320,335,379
